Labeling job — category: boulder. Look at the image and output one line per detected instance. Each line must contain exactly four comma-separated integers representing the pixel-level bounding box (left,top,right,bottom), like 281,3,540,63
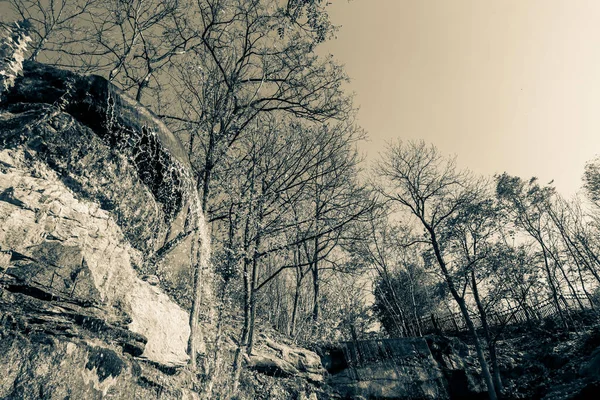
246,354,300,378
2,60,208,279
246,333,326,383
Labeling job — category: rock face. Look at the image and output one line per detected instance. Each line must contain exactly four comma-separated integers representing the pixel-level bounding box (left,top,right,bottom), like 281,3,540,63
507,325,600,400
2,61,197,254
0,148,191,365
0,322,201,400
325,336,486,400
246,333,326,383
0,35,210,398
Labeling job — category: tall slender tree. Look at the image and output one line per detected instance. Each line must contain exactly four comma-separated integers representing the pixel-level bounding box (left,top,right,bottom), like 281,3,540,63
376,140,499,400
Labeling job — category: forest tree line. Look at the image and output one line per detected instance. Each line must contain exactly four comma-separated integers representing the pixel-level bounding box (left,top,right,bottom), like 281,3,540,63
369,141,600,400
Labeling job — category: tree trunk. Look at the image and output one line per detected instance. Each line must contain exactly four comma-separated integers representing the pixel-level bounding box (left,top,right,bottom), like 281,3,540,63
290,270,302,336
135,77,147,102
246,252,259,354
231,256,251,392
428,228,498,400
540,247,569,329
187,232,203,369
246,181,264,355
472,270,503,394
205,275,230,398
199,131,216,211
187,131,215,369
231,205,253,392
409,272,422,336
312,260,320,323
457,297,498,400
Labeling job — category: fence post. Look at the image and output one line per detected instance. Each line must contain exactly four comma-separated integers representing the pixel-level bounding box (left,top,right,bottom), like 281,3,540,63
451,314,460,332
431,313,441,335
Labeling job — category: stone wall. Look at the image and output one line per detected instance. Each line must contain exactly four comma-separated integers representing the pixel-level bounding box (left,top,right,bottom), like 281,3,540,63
325,337,486,400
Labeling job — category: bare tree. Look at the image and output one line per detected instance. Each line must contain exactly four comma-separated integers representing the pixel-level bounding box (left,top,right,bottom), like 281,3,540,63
166,0,351,215
545,195,598,306
2,0,98,62
496,174,574,328
220,116,370,389
376,140,499,400
445,188,504,393
356,207,434,338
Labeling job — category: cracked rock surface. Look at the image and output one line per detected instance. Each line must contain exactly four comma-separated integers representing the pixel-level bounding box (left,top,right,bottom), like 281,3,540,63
0,61,204,399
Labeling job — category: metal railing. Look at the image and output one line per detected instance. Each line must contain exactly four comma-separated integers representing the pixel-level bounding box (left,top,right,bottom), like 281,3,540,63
416,294,595,336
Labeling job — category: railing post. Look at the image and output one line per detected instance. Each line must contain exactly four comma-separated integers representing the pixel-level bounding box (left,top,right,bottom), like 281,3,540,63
431,313,441,335
451,313,460,332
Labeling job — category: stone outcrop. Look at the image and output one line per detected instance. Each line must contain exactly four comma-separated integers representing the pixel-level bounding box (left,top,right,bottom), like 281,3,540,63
325,336,486,400
0,321,201,400
0,25,210,399
2,61,196,255
0,76,193,365
246,333,326,383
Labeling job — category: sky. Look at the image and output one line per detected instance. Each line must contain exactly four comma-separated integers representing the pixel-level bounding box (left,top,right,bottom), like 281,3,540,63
321,0,600,197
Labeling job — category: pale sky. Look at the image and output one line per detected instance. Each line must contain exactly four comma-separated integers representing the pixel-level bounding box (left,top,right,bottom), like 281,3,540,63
322,0,600,197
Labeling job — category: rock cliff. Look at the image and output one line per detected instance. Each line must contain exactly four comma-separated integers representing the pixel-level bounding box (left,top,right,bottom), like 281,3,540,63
0,25,210,399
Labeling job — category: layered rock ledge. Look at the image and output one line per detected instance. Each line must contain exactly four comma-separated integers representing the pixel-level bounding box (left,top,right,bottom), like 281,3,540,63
0,54,207,398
